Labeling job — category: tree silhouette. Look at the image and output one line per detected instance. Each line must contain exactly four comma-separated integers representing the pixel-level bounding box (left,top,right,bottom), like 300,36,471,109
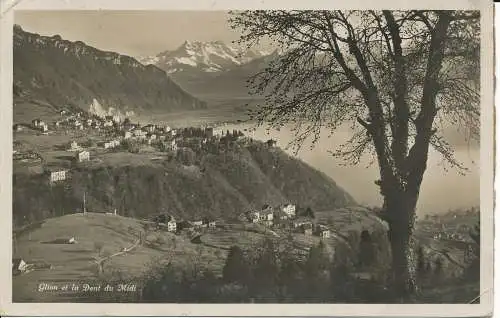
229,10,479,297
304,206,315,219
222,245,250,284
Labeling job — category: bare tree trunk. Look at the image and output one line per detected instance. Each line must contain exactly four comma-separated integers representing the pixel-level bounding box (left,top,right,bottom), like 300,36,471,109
385,190,419,300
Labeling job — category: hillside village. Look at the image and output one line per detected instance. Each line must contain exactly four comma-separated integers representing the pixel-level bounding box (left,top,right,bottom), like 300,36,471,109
13,108,339,237
13,107,270,179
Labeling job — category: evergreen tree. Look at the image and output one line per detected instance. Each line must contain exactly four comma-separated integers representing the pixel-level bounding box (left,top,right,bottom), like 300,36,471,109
222,245,250,284
304,207,315,218
252,238,280,295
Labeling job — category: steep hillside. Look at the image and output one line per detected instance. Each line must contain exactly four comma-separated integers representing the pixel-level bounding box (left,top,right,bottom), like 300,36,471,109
13,142,355,226
13,25,206,120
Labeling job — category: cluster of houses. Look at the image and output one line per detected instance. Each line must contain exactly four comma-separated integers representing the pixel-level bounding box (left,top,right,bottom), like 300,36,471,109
419,213,477,244
18,108,260,188
243,204,331,238
153,214,217,234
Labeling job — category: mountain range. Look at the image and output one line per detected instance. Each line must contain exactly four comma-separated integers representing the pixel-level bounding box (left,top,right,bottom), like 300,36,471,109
137,40,271,74
13,25,206,122
137,41,276,104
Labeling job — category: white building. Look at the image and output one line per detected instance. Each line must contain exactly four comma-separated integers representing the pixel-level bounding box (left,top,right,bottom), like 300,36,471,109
104,140,120,149
281,204,296,218
32,119,44,128
12,258,27,273
192,220,203,227
319,229,330,238
124,131,132,139
76,151,90,162
167,219,177,232
170,140,178,152
49,170,67,183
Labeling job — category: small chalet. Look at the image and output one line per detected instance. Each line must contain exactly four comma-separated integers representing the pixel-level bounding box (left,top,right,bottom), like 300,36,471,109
103,120,114,128
202,218,216,229
316,227,331,238
32,118,43,128
281,204,296,218
167,216,177,232
76,150,90,162
48,169,67,183
192,220,204,228
12,258,28,275
261,204,274,221
103,140,120,149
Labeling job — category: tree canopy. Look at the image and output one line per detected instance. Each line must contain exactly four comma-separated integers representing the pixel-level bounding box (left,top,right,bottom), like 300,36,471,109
230,9,480,296
230,10,479,172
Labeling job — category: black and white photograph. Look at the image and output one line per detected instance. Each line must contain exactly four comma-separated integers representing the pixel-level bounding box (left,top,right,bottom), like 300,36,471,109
1,0,494,315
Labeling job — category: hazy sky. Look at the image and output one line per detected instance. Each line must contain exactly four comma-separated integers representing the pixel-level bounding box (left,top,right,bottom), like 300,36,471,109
15,11,240,57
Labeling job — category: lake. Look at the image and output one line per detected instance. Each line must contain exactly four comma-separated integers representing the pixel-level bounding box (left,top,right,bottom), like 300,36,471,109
217,122,480,215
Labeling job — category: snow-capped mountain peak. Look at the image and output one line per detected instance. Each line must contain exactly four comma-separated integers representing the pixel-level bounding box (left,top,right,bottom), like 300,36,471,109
137,40,272,74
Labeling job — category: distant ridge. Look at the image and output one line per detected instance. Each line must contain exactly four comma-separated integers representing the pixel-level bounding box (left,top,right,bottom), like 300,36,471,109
13,25,207,119
137,40,272,74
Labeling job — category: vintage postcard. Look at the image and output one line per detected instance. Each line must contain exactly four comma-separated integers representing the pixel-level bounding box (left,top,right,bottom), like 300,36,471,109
0,0,494,316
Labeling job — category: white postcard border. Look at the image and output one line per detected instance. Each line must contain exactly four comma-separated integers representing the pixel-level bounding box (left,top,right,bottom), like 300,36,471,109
0,0,494,316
